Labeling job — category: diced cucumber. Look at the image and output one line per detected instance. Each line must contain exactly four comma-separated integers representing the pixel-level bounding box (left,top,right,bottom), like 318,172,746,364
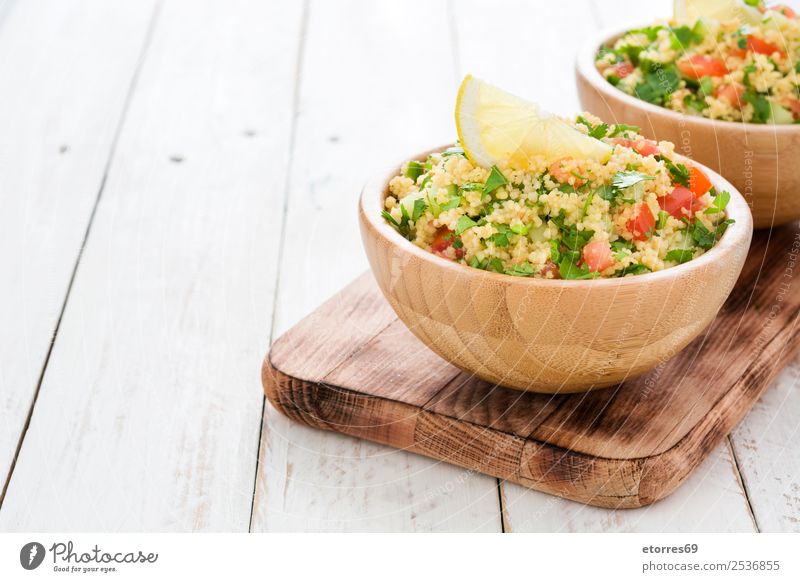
399,191,426,217
768,102,794,125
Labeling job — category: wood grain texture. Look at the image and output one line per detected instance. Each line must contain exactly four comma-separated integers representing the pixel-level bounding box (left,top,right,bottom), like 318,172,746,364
249,0,503,532
576,28,800,229
359,150,752,393
0,0,302,531
0,0,157,502
732,352,800,532
264,223,800,508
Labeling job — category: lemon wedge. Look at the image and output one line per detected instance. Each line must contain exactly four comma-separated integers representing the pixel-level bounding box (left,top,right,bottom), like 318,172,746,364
455,75,612,170
673,0,762,25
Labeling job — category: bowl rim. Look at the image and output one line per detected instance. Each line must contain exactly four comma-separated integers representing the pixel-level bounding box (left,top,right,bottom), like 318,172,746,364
576,24,800,134
360,146,753,289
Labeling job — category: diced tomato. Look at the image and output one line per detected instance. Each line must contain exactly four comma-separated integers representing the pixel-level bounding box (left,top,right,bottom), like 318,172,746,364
549,158,584,186
540,259,561,279
783,98,800,120
728,46,748,59
713,82,746,108
611,62,634,78
626,203,656,241
747,35,785,57
582,240,615,273
775,4,797,18
612,137,660,157
677,55,728,79
688,165,713,197
431,228,464,259
657,185,704,219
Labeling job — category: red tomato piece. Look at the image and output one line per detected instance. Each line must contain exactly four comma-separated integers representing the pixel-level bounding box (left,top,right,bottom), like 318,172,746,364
431,228,463,259
713,82,746,108
688,165,713,197
747,35,785,57
677,55,728,79
775,4,797,18
626,203,656,241
548,158,584,186
612,62,634,78
582,240,615,273
783,98,800,120
658,185,703,219
612,137,660,157
728,46,748,59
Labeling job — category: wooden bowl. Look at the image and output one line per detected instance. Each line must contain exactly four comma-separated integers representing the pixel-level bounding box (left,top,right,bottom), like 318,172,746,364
576,27,800,229
359,149,753,393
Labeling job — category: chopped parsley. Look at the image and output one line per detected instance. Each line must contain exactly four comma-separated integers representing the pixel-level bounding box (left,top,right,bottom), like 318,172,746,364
665,249,695,264
483,165,508,195
455,215,477,235
612,171,655,190
704,190,731,214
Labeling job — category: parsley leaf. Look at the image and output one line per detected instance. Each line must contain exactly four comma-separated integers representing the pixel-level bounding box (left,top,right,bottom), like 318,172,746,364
559,257,599,280
483,166,508,195
665,249,695,264
505,262,535,277
704,190,731,214
609,123,641,137
577,115,609,139
455,215,477,235
612,171,655,189
411,198,428,221
492,224,512,247
661,158,691,187
634,64,680,105
405,160,424,181
618,263,651,276
744,91,771,123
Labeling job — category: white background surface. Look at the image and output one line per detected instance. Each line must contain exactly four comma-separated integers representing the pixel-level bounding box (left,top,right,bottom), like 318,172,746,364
0,0,798,532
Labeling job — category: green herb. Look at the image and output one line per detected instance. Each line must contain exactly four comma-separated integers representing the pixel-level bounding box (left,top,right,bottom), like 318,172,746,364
460,182,484,191
687,219,716,249
452,237,463,249
505,262,535,277
738,37,748,49
618,263,651,276
455,215,477,235
488,257,505,273
381,209,412,240
742,63,757,88
704,190,731,214
577,115,609,139
669,25,702,50
612,171,655,189
698,76,714,97
611,239,635,261
440,196,461,212
608,123,641,137
596,184,616,202
510,223,529,235
716,218,735,238
634,64,680,105
411,198,428,221
665,248,695,264
483,166,508,195
583,191,595,216
559,258,599,280
744,91,770,123
656,210,670,231
683,93,707,113
558,183,577,193
404,160,424,181
441,146,465,157
743,0,761,6
550,240,561,263
661,158,691,187
492,224,512,247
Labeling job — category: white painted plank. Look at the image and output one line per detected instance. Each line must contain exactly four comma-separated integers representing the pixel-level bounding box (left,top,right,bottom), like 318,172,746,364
503,442,756,532
732,353,800,532
250,0,502,532
452,0,755,531
0,0,303,531
0,0,157,495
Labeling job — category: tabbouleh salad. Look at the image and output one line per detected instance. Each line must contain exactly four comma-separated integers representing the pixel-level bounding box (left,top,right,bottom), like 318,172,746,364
382,115,734,279
596,1,800,123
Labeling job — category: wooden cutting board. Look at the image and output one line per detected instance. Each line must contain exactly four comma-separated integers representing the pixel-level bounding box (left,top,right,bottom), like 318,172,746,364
262,225,800,508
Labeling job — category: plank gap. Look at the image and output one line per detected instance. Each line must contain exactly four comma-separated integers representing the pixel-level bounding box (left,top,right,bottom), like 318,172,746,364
0,0,164,511
726,436,761,532
248,0,311,534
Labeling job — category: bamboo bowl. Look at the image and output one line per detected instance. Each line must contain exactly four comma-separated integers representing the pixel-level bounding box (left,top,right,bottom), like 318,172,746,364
359,150,753,393
576,27,800,229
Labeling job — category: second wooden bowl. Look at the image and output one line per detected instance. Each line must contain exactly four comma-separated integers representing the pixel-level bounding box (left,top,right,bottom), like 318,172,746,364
576,27,800,229
359,150,753,393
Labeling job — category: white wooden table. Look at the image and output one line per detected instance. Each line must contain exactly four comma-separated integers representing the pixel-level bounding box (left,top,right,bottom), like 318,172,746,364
0,0,798,532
